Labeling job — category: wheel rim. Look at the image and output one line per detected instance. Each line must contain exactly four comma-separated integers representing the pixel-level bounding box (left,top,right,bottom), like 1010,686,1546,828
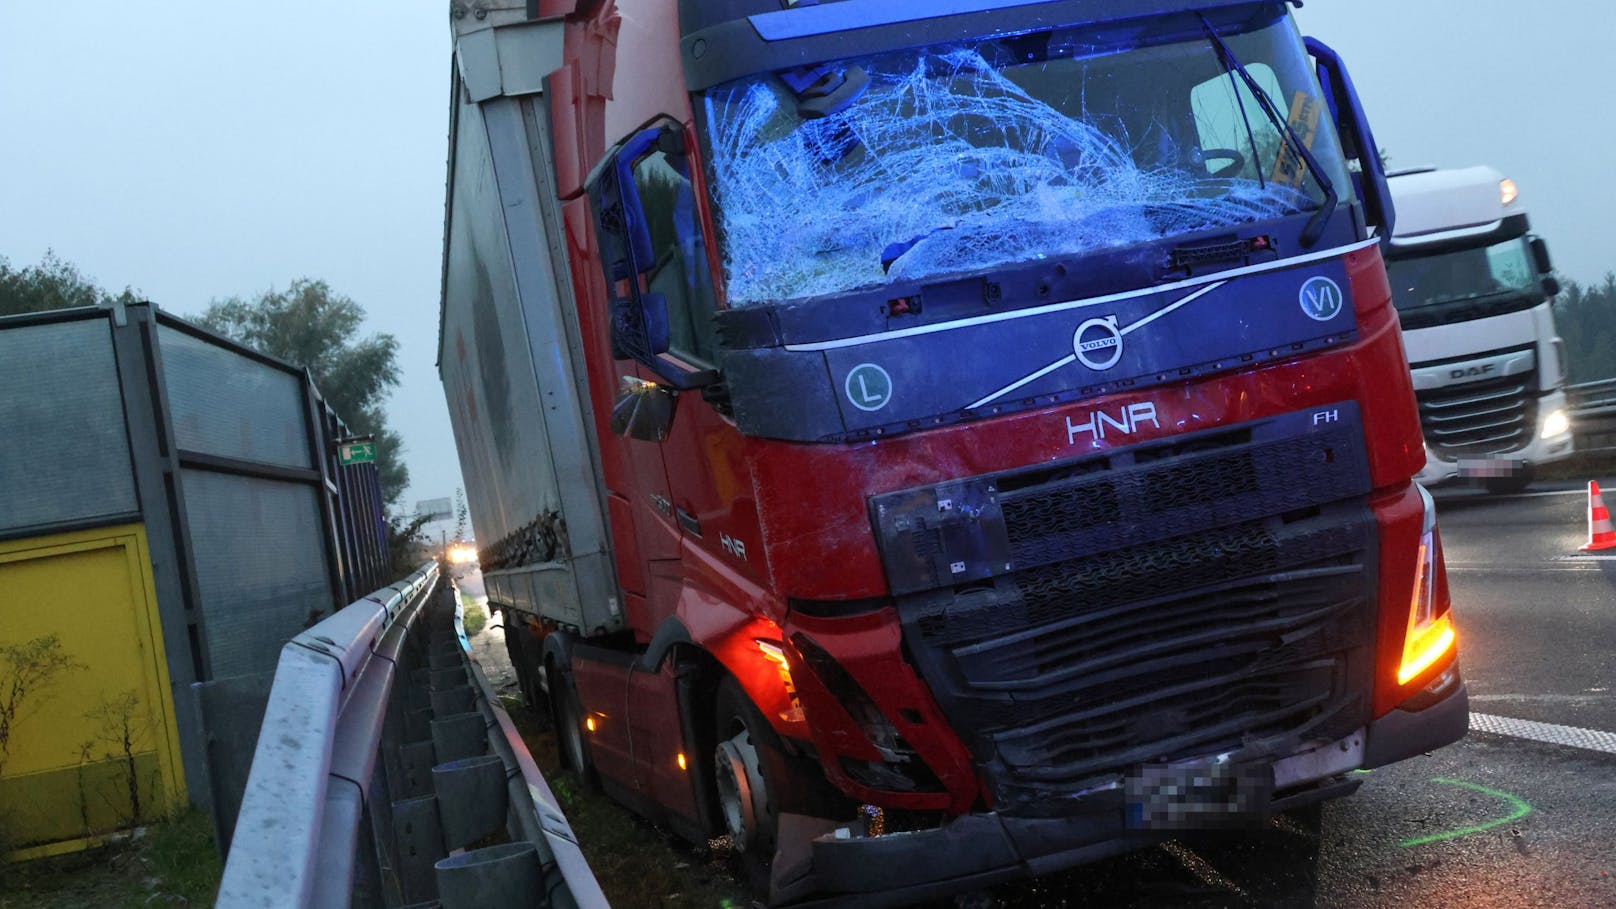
715,726,766,852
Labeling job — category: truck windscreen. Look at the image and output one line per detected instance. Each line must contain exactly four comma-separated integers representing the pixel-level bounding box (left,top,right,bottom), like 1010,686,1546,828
697,12,1353,308
1387,237,1538,314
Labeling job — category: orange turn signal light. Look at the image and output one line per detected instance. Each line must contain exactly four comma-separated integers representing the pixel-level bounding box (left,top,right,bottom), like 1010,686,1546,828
1398,614,1456,686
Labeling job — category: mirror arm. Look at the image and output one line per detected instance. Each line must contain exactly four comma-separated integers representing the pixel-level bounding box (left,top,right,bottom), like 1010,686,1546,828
1305,37,1395,242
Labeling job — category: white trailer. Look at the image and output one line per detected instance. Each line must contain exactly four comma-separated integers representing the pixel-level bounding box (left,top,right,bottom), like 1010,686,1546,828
1387,166,1572,492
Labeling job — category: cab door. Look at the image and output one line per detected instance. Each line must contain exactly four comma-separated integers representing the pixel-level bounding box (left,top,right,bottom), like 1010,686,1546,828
586,128,685,639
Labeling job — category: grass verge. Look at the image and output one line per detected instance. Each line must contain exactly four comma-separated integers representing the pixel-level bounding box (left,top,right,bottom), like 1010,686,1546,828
0,809,221,909
460,594,487,635
504,694,752,909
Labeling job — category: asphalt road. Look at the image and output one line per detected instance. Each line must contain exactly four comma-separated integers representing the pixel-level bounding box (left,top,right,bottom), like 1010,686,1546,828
980,479,1616,908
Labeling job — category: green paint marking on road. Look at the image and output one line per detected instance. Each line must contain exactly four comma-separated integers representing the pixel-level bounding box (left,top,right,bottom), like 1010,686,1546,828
1398,777,1532,848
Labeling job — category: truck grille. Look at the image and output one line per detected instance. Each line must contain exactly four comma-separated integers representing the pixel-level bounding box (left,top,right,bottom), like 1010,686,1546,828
1417,375,1536,456
874,406,1377,813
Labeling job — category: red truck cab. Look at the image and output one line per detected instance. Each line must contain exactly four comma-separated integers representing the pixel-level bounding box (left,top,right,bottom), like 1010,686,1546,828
441,1,1467,904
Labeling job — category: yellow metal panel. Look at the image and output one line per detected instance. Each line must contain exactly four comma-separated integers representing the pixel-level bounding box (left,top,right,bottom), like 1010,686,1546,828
0,524,187,857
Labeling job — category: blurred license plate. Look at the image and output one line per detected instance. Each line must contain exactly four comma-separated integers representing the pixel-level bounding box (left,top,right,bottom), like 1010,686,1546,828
1125,761,1272,830
1458,458,1522,478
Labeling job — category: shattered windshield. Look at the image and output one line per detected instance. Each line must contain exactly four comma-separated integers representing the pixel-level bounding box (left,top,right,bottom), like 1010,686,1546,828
698,14,1352,308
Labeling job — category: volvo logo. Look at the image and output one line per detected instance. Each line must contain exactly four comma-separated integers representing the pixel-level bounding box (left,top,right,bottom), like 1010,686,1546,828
1073,316,1124,371
1299,275,1344,322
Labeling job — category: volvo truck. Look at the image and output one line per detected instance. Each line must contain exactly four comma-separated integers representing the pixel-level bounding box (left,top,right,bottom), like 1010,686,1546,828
1387,166,1571,493
439,2,1468,904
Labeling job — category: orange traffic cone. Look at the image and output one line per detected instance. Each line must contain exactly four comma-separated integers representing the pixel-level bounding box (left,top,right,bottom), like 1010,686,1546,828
1582,481,1616,552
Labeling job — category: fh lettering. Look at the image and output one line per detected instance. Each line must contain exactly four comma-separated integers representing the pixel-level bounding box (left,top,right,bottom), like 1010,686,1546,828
1066,403,1160,444
1313,409,1340,426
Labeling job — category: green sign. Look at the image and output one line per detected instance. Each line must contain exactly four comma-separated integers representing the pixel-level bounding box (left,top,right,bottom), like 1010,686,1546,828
339,441,376,465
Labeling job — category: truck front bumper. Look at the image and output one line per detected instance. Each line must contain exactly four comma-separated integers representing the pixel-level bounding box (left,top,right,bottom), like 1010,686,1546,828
774,680,1467,909
1417,390,1574,486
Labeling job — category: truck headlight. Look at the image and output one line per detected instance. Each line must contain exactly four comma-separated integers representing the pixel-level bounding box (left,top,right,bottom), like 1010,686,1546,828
1398,487,1456,687
1540,408,1571,440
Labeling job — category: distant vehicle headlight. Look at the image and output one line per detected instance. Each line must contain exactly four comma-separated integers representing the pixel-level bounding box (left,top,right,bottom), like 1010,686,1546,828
1540,408,1571,440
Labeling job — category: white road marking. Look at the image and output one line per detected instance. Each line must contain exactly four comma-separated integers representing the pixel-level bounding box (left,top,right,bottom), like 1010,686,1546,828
1437,488,1587,500
1470,712,1616,756
1160,841,1248,896
1445,564,1600,572
1501,489,1590,499
1553,554,1616,562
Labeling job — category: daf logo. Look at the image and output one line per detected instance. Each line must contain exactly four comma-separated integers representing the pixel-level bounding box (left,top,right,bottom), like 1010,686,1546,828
1073,316,1124,371
1450,364,1497,381
1299,275,1344,322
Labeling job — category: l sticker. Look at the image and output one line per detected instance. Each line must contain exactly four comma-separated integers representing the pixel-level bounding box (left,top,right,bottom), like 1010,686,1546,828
844,363,893,412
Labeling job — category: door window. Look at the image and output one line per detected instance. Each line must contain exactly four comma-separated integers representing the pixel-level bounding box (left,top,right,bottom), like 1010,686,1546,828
630,149,720,366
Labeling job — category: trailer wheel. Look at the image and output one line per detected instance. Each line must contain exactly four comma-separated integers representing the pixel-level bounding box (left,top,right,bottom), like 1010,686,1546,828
713,676,795,861
550,661,597,786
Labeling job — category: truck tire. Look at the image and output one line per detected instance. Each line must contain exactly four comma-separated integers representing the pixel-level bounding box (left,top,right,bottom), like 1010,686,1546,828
712,675,812,865
550,661,597,787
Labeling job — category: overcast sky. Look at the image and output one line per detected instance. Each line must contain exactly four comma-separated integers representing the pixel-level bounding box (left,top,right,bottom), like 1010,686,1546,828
2,1,1610,518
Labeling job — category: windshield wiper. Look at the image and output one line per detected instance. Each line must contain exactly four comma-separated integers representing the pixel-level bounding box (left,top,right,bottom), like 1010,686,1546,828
1201,18,1338,248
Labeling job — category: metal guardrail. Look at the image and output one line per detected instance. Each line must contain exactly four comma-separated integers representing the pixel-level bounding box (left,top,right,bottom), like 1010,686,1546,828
1568,378,1616,453
217,563,607,909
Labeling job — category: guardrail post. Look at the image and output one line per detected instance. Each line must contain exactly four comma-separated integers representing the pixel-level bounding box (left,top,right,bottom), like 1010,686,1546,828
436,842,545,909
433,755,510,849
391,794,447,903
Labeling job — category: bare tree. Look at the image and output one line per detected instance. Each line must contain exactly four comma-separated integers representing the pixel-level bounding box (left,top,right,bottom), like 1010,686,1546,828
84,690,149,826
0,634,82,778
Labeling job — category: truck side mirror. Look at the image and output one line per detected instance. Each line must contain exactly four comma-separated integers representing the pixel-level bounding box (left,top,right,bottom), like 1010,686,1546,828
609,376,676,442
1530,236,1554,274
613,131,660,275
609,292,670,361
1306,38,1395,241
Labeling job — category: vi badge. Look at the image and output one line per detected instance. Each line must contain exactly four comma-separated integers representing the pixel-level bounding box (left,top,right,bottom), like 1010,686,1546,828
1299,275,1344,322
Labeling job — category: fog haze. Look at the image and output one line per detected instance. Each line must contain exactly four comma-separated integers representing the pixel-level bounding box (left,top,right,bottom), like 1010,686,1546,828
2,1,1609,515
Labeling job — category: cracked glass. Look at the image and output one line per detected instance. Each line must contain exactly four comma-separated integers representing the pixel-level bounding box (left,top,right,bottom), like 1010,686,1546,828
699,13,1352,308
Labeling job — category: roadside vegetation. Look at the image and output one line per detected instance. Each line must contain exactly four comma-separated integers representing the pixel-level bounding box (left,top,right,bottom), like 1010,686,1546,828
504,695,752,908
0,809,221,909
460,594,487,636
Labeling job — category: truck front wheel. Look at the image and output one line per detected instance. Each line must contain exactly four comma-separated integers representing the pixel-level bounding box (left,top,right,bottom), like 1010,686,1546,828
717,672,798,854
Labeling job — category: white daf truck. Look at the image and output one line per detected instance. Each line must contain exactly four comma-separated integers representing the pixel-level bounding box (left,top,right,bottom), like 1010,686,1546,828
1388,166,1572,493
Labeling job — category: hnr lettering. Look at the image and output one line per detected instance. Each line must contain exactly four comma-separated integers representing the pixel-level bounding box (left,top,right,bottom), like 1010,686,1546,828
1066,403,1160,445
